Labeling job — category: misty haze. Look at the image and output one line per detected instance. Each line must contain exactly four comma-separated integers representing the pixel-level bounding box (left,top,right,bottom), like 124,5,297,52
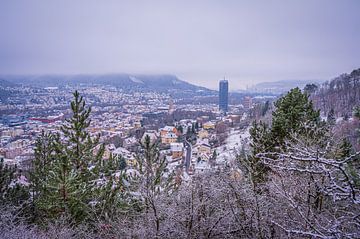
1,1,360,238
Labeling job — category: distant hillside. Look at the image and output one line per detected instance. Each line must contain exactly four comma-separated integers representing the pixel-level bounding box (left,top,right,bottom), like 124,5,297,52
0,74,213,95
0,79,18,102
310,68,360,117
247,79,324,94
0,79,17,88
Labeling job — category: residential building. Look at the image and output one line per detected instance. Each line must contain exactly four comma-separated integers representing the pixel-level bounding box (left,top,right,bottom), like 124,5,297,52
198,129,209,139
160,126,178,137
203,121,216,130
112,147,137,167
170,142,183,159
142,130,158,144
198,143,211,155
161,132,177,144
243,96,253,110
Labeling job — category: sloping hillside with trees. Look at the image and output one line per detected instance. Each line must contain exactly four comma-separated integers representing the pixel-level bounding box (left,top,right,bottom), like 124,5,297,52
311,68,360,117
1,89,359,238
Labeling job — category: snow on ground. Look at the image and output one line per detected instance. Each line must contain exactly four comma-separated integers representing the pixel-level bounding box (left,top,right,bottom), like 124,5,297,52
241,112,247,121
216,127,251,164
129,76,144,84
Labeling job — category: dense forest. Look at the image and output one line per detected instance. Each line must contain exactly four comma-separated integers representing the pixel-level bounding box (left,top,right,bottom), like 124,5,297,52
1,87,360,238
310,68,360,117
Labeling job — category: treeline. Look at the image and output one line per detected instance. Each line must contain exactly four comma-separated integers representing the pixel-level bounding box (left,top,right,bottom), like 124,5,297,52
310,68,360,117
1,89,360,238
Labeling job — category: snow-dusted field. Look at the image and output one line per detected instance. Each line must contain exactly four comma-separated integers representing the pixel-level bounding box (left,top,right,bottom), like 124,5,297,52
216,127,251,164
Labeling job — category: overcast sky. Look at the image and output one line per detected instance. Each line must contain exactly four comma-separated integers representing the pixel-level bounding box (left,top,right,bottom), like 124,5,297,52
0,0,359,89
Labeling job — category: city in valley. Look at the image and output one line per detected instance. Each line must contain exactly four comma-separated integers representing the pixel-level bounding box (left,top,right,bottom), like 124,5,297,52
1,75,267,179
1,1,359,238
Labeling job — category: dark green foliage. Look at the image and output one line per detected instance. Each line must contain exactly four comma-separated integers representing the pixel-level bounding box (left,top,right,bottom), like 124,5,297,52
136,135,172,194
337,138,353,159
350,68,360,77
31,131,58,220
327,108,336,126
92,154,129,221
0,159,29,206
250,121,272,156
246,121,272,185
186,126,192,140
176,125,183,134
303,83,318,94
246,88,328,185
261,100,270,116
60,91,103,173
0,159,17,202
107,135,123,148
354,106,360,118
195,122,199,130
336,138,360,191
32,91,102,223
212,150,217,161
271,87,321,147
31,91,127,224
118,157,127,171
354,106,360,143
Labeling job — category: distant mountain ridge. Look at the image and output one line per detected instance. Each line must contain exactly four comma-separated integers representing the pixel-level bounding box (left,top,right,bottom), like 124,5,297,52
0,79,18,102
0,74,214,94
0,78,17,88
246,79,325,94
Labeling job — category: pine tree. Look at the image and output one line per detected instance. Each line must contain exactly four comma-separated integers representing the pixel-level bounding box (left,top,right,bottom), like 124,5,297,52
354,106,360,119
176,125,183,134
337,138,353,159
31,91,128,223
327,108,336,126
92,154,129,221
31,131,57,220
0,158,29,206
135,135,173,196
60,91,104,174
186,126,191,138
336,138,360,191
353,106,360,143
246,88,327,186
212,150,217,161
119,157,127,171
244,121,272,186
195,122,199,130
271,87,322,147
43,149,89,222
261,100,270,116
0,158,17,203
134,135,175,234
303,83,318,94
32,91,101,222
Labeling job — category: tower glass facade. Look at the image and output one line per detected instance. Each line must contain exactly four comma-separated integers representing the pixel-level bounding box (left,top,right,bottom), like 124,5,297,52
219,80,228,113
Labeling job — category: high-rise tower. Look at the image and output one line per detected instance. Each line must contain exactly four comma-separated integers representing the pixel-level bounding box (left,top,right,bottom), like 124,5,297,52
219,79,228,113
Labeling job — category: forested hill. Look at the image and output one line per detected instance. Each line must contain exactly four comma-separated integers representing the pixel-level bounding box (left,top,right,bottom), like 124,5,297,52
310,68,360,117
0,74,213,95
